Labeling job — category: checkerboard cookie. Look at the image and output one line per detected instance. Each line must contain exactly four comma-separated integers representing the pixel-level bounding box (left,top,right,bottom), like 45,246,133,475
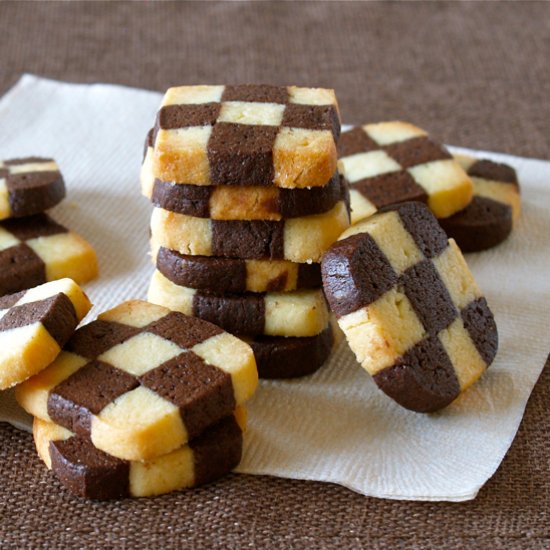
0,279,91,389
0,157,65,219
148,270,329,337
16,300,258,461
338,122,473,223
322,201,498,412
439,155,521,252
154,246,322,293
0,213,98,296
151,84,340,188
34,408,246,499
150,200,349,263
244,324,334,379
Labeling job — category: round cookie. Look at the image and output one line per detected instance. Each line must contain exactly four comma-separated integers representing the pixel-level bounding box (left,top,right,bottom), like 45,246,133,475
338,121,473,224
0,278,92,389
439,155,521,252
154,246,322,293
148,270,330,338
150,200,350,263
321,201,498,413
34,408,246,499
0,213,98,296
16,300,258,461
244,324,334,379
0,157,66,220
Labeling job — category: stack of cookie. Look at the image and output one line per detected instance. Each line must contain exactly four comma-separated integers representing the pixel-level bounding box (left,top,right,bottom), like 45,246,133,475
141,84,350,378
16,299,259,499
0,156,98,296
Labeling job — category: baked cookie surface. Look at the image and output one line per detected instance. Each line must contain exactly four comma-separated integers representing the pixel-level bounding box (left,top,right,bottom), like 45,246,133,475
16,300,258,461
322,201,498,412
0,157,66,219
439,155,521,252
0,278,91,389
148,270,329,337
0,213,98,296
150,200,350,263
154,246,322,293
151,84,340,188
338,122,473,223
34,408,246,499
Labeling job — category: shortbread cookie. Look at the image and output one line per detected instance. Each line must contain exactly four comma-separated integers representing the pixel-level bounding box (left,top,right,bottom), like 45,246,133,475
16,300,258,461
338,122,473,223
439,155,521,252
0,279,91,389
148,172,347,221
0,213,98,296
152,84,340,188
155,246,322,293
0,157,65,219
150,201,350,263
34,408,246,499
245,324,334,379
322,201,498,412
148,270,329,337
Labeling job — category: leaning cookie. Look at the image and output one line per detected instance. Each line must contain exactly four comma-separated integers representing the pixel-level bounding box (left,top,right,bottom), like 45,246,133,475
34,408,246,499
0,213,98,296
0,279,91,389
338,121,473,224
148,270,329,338
16,300,258,461
0,157,66,220
322,201,498,413
150,201,349,263
438,155,521,252
154,246,322,293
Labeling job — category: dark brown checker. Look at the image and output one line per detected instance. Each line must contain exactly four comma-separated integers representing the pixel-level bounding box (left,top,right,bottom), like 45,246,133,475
156,247,322,293
1,157,66,218
247,324,334,379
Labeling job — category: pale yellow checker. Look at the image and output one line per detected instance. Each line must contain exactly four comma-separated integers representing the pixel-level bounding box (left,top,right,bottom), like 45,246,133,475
33,418,72,469
150,208,213,256
218,101,285,126
98,332,183,377
99,300,168,328
0,179,9,219
245,259,299,292
273,127,336,188
210,185,281,220
338,288,425,375
191,332,258,405
349,189,377,225
364,121,427,146
408,159,473,219
473,178,521,223
433,240,481,310
438,317,487,391
161,85,224,106
91,385,187,461
15,351,88,421
0,226,20,251
283,201,350,263
153,127,212,185
147,270,195,315
8,160,58,174
340,150,401,184
340,211,423,275
26,232,98,284
264,289,329,338
287,86,337,107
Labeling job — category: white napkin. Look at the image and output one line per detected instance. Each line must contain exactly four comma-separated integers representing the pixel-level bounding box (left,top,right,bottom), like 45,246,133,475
1,75,548,502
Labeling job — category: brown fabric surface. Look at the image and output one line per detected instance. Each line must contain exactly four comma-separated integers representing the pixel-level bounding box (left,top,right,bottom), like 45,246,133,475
0,1,549,547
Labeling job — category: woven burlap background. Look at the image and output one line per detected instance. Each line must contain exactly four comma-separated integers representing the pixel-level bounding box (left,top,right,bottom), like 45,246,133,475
0,2,548,548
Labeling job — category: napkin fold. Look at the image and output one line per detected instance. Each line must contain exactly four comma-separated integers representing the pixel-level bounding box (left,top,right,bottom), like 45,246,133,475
1,75,549,501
